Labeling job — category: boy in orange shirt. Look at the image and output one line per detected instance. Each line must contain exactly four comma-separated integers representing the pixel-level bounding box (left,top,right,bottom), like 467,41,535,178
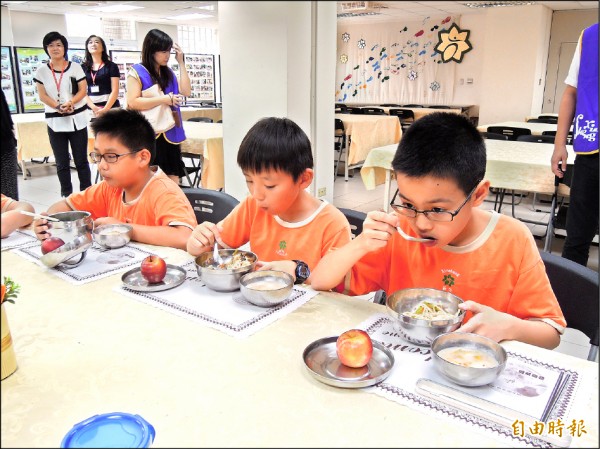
1,194,35,238
33,109,196,250
311,112,565,349
187,117,351,284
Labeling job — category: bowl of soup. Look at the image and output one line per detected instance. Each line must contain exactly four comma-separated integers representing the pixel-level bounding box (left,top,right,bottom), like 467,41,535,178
431,332,507,387
239,270,294,307
386,288,466,346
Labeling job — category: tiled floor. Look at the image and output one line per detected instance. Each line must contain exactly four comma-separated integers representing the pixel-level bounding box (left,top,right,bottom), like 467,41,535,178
13,162,598,362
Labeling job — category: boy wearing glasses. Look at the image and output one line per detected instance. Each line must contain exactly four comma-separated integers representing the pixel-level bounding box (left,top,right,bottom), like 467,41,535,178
33,109,196,250
311,112,565,349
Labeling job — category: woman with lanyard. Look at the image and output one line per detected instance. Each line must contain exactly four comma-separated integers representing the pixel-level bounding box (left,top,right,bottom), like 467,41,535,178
33,31,91,198
82,34,120,119
126,28,191,184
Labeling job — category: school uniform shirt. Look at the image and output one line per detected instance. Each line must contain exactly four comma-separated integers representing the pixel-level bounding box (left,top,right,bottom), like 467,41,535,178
1,194,14,212
33,61,88,132
65,167,197,229
340,210,566,333
83,60,121,109
219,196,352,271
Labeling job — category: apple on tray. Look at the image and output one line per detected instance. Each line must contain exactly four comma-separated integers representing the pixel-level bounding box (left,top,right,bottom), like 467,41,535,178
140,255,167,284
41,237,65,255
336,329,373,368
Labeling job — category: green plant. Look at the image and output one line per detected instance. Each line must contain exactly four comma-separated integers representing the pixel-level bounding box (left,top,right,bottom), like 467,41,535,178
1,276,21,305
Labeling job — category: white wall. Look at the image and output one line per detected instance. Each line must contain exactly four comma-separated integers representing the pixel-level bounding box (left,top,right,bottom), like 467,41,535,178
478,4,552,124
135,22,178,50
452,13,486,118
6,10,67,48
219,1,336,201
1,7,14,45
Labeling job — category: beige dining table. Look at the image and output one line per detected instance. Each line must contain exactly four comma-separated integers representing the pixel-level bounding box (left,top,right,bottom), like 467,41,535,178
1,246,597,448
180,121,224,190
361,139,575,212
335,113,402,181
180,106,222,123
477,121,562,136
13,113,54,179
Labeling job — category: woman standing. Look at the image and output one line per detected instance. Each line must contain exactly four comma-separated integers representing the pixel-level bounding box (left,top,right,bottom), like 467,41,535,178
126,29,191,184
82,34,120,118
33,31,91,197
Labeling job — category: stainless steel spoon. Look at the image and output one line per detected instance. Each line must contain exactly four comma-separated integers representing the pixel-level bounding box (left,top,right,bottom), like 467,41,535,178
396,226,434,243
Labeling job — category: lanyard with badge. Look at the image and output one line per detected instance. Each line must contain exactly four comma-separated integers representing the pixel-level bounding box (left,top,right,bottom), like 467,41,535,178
89,62,104,93
50,61,65,101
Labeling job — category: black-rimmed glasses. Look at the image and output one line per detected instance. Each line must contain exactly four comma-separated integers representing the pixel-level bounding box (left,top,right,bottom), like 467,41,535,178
389,183,480,222
89,150,141,164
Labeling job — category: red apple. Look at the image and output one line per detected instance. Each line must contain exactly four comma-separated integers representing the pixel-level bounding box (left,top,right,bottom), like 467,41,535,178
41,237,65,255
336,329,373,368
140,255,167,284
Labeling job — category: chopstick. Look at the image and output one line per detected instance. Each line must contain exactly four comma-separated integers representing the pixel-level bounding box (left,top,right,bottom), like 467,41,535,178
19,211,60,222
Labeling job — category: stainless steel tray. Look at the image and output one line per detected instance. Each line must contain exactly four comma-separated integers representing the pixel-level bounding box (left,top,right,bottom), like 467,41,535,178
302,336,394,389
121,264,186,292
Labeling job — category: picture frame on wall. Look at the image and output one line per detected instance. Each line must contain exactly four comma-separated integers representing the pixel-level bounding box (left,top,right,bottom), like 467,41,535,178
109,49,142,106
1,46,20,113
13,46,48,113
171,52,215,104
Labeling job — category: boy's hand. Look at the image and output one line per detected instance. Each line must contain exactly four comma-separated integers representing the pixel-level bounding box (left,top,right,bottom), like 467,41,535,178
456,301,518,343
32,214,53,241
187,221,226,256
255,260,297,281
356,210,399,250
94,217,123,227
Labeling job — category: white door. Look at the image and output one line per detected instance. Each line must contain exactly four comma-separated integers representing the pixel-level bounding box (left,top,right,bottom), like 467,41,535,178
543,42,576,113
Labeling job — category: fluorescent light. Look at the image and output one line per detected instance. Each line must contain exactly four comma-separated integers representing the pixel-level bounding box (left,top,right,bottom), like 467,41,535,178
167,13,213,20
90,4,144,13
465,1,536,7
196,5,215,11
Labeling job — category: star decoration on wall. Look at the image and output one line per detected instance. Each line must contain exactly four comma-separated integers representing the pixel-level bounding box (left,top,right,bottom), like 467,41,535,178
342,32,350,43
340,54,348,63
407,70,417,81
430,81,440,91
357,38,366,49
434,23,473,63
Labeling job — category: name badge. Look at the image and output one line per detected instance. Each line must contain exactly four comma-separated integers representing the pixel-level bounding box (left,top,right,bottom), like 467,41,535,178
90,85,100,93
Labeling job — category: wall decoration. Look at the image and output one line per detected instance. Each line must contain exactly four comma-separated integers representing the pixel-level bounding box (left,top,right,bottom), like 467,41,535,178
336,15,461,104
434,23,472,63
342,32,350,43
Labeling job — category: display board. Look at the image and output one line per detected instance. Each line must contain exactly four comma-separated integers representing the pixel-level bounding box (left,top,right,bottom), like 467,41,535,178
176,53,215,103
109,50,141,106
110,51,216,105
68,48,85,65
14,46,48,113
1,46,20,113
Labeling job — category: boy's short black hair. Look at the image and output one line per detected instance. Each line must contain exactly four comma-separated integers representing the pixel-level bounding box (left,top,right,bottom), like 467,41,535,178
90,109,156,161
391,112,486,194
42,31,68,59
237,117,313,181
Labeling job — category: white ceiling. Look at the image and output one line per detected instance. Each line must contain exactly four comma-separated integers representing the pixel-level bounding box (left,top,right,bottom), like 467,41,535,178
0,1,597,27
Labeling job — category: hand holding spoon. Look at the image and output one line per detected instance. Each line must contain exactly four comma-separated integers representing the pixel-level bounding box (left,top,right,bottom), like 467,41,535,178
20,211,59,222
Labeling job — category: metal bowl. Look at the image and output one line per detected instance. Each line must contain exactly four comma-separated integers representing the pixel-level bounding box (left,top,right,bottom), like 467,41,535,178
431,332,507,387
195,249,257,292
240,270,294,307
40,211,94,269
386,288,466,346
93,224,133,249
